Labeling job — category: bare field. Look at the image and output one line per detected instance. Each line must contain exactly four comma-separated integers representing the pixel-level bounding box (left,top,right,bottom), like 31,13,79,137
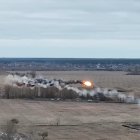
2,71,140,97
37,71,140,97
0,71,140,140
0,99,140,140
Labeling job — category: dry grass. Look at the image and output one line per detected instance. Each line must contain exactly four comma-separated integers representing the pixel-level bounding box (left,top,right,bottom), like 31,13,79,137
0,71,140,140
0,100,139,140
35,71,140,97
4,71,140,91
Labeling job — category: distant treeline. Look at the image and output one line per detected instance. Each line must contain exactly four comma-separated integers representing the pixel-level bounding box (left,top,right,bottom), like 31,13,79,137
0,58,140,65
0,58,140,71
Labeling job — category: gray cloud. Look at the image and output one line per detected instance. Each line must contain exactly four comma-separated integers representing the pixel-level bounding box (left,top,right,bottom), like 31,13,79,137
0,39,140,58
0,0,140,57
0,0,140,39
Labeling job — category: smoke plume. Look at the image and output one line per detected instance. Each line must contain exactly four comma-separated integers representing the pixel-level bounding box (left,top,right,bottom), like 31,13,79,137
4,74,140,104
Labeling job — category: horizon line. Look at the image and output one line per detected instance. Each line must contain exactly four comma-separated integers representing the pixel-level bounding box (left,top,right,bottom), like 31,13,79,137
0,57,140,59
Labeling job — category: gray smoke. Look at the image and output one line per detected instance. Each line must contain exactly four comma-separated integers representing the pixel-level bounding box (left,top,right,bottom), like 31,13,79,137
5,74,140,104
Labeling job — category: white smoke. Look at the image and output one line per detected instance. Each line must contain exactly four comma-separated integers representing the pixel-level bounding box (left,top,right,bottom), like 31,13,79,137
53,81,62,90
65,85,81,94
4,74,140,104
65,86,140,104
5,74,28,85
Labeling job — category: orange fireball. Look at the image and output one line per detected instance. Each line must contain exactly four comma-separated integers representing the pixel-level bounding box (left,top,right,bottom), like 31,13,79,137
82,80,94,88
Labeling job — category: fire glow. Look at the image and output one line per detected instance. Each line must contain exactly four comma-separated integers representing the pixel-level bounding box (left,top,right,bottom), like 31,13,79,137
82,81,94,88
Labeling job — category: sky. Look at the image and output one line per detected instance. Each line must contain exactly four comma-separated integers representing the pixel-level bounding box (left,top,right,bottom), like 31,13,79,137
0,0,140,58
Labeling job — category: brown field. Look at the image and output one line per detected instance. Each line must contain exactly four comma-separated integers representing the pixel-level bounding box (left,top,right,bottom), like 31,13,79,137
0,71,140,140
37,71,140,97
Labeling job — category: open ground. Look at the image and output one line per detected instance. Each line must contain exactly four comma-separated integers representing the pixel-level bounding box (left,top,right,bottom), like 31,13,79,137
0,71,140,140
37,71,140,97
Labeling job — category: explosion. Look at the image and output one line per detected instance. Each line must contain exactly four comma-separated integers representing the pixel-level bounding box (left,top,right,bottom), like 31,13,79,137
4,74,140,104
82,80,94,88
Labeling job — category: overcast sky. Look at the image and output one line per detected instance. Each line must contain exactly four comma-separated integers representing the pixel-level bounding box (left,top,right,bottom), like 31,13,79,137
0,0,140,58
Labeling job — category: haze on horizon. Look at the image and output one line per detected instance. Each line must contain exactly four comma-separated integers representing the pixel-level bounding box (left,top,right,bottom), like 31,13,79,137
0,0,140,58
